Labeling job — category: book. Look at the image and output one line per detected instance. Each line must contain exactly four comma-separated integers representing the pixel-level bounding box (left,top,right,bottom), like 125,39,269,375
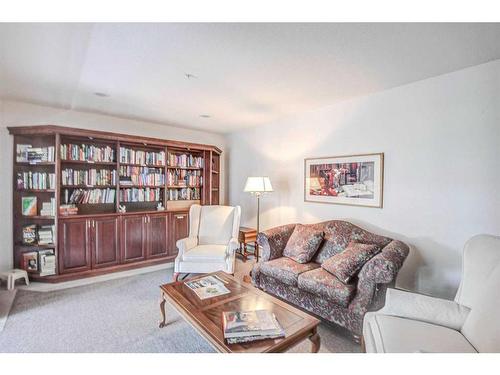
185,275,231,300
222,310,285,339
21,251,39,273
38,249,56,276
22,197,37,216
37,225,55,244
16,144,32,162
22,224,37,245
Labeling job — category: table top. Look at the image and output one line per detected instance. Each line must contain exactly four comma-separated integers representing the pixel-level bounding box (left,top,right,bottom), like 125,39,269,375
160,272,320,353
239,226,257,234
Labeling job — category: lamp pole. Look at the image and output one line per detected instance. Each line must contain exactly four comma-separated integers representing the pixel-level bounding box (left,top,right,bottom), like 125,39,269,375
256,192,261,234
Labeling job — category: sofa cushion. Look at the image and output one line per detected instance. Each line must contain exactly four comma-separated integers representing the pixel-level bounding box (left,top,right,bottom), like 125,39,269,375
259,257,320,286
363,313,477,353
283,224,324,263
322,242,380,283
297,268,356,307
311,220,392,264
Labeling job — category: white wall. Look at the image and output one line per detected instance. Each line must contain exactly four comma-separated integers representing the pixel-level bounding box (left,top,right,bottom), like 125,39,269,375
0,100,227,271
228,60,500,299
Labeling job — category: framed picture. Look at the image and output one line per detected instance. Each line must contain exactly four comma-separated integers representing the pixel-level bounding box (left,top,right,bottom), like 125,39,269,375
304,153,384,208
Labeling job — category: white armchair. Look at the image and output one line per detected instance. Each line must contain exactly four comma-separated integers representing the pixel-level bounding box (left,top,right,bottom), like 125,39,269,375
363,234,500,353
173,204,241,281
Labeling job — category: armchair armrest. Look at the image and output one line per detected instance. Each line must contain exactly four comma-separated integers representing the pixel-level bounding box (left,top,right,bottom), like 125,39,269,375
257,223,297,262
226,238,239,256
176,237,198,257
378,288,470,330
350,240,409,311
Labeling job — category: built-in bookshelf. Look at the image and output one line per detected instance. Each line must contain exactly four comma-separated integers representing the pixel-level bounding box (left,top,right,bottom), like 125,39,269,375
9,125,221,282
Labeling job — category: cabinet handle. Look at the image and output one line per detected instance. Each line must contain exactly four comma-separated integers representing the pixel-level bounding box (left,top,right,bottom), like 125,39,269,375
175,215,185,219
92,220,95,228
87,221,90,229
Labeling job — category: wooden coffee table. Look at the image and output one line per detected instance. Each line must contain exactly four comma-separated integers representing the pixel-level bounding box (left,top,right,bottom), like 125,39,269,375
159,271,321,353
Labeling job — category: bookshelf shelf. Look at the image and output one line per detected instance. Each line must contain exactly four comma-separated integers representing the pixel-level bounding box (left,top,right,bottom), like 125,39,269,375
62,184,116,188
20,215,55,220
120,162,166,168
17,189,55,193
167,166,203,170
61,160,116,166
10,125,221,282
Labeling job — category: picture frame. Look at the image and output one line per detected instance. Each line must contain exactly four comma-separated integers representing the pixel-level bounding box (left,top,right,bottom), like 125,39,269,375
304,153,384,208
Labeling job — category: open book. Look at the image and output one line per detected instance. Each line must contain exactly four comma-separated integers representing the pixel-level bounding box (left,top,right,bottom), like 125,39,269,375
185,275,230,300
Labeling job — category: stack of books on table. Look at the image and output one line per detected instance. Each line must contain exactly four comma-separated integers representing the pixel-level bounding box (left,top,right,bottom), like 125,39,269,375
222,310,285,344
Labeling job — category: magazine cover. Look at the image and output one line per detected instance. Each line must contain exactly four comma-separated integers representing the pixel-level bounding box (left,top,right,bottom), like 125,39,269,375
222,310,284,338
185,275,230,300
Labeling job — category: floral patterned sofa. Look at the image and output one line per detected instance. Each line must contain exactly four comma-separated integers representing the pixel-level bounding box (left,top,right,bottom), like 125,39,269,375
251,220,409,339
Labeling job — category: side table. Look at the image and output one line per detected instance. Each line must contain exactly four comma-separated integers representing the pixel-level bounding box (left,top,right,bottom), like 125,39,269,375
237,226,259,262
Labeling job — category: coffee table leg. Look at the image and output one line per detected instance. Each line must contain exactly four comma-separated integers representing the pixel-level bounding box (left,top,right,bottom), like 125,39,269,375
159,293,167,328
309,328,321,353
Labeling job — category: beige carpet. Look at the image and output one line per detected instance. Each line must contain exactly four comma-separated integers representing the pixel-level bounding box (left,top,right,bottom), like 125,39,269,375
0,258,360,353
0,289,17,333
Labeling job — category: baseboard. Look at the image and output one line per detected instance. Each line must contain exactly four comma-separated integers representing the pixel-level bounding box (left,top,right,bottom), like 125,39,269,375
18,262,174,292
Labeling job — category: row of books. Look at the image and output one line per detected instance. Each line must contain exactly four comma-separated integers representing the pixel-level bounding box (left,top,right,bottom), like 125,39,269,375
22,224,55,245
167,169,202,187
21,249,56,276
61,168,117,186
119,147,166,166
17,172,56,190
60,144,115,163
16,144,56,163
59,204,78,216
167,187,200,200
65,188,116,204
119,166,165,186
119,187,162,202
168,153,204,168
40,198,57,217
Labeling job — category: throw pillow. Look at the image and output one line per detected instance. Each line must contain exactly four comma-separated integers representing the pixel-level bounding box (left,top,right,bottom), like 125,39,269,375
283,224,324,264
322,242,380,283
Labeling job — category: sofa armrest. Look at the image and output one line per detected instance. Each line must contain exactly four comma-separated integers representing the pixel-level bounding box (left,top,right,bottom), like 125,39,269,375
257,223,297,262
350,239,409,311
376,288,470,330
176,237,198,258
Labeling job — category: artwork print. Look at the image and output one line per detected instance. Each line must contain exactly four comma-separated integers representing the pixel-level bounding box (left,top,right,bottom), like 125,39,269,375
304,153,383,208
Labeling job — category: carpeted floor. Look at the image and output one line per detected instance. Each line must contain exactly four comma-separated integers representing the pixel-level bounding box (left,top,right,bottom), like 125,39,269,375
0,261,360,353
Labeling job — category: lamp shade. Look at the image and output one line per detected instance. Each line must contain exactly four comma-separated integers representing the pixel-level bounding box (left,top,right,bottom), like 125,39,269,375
244,176,273,193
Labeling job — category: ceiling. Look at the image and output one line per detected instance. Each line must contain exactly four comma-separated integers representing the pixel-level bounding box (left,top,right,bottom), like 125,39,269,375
1,23,500,133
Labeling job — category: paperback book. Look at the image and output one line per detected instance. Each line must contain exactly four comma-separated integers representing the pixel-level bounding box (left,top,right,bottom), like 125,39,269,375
185,275,230,300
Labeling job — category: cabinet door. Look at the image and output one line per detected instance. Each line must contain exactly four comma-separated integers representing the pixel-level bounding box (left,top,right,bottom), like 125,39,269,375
121,214,146,263
91,216,120,268
147,214,169,259
58,218,91,274
169,212,189,256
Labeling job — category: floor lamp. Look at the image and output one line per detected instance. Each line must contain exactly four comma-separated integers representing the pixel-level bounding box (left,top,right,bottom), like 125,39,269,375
244,176,273,243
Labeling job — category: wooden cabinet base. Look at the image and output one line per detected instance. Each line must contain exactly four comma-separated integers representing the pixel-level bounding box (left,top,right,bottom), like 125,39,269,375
29,257,174,283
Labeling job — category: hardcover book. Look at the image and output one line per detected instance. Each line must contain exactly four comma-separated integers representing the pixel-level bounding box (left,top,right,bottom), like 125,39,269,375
22,224,37,245
22,251,39,273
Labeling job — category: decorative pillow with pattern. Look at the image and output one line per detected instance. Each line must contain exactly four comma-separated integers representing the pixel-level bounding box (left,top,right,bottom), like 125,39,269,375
321,242,380,283
283,224,324,263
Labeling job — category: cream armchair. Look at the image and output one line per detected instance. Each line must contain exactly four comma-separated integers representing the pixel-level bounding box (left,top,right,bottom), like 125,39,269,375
363,234,500,353
173,204,241,281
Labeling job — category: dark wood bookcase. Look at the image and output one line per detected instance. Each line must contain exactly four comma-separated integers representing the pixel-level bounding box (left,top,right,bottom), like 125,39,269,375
9,125,222,282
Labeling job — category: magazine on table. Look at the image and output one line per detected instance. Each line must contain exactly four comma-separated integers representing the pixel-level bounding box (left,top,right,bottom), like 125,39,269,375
222,310,285,340
185,275,230,300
